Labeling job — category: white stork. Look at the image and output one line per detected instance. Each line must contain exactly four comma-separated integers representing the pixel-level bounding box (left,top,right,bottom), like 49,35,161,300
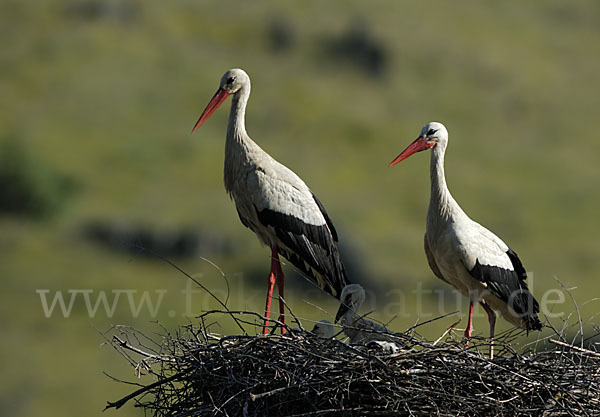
389,122,542,358
192,69,349,334
335,284,398,346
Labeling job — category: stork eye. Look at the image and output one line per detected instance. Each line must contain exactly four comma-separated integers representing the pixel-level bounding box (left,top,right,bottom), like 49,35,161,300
426,128,438,136
226,76,236,84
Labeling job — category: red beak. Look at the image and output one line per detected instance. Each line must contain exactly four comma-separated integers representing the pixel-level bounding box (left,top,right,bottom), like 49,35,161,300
388,136,432,167
191,88,231,133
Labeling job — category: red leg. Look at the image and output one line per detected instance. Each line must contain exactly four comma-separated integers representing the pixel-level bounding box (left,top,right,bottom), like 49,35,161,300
272,247,286,334
464,302,474,348
262,247,278,335
480,301,496,359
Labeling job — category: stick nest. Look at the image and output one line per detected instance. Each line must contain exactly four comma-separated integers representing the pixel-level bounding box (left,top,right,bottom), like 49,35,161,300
104,312,600,416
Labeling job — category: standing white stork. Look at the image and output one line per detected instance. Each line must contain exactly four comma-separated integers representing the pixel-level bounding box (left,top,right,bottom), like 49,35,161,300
192,69,349,334
389,122,542,358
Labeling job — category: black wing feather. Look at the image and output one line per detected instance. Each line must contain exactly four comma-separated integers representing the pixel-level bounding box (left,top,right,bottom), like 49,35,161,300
236,206,251,229
312,193,338,241
255,203,348,299
469,248,542,331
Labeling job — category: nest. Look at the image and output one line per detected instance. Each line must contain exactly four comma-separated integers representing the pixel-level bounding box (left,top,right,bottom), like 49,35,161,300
103,309,600,417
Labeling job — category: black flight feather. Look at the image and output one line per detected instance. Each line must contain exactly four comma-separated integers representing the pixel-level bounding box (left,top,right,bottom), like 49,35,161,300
469,248,542,331
255,203,348,298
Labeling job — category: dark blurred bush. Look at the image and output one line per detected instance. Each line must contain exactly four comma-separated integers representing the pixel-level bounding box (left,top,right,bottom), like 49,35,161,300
83,220,233,259
321,20,388,77
64,0,141,24
0,138,76,218
267,16,296,52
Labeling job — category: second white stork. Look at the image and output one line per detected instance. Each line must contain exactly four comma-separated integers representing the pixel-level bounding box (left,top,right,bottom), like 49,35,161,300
389,122,542,358
192,69,349,334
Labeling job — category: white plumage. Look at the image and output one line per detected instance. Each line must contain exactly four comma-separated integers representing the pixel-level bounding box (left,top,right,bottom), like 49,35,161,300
192,69,348,334
390,122,542,358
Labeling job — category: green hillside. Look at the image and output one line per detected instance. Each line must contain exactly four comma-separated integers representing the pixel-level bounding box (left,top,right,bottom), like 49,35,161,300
1,1,599,415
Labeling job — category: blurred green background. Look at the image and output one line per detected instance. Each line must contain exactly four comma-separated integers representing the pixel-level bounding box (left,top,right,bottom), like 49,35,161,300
2,0,600,415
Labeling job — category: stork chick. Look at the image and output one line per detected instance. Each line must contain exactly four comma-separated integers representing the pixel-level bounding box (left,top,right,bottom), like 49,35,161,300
311,320,334,338
335,284,398,346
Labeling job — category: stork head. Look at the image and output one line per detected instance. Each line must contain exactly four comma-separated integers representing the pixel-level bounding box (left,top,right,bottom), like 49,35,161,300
311,320,334,338
192,68,250,133
389,122,448,166
335,284,366,323
218,68,250,95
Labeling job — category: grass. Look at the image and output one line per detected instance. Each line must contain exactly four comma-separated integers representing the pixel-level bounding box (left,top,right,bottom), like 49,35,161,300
1,0,600,416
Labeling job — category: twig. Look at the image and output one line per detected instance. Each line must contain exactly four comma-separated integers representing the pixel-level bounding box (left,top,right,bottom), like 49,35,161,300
112,335,176,362
104,369,192,411
157,254,247,334
249,385,290,401
407,310,460,331
197,255,231,306
280,296,306,333
433,319,461,346
549,338,600,358
553,276,583,348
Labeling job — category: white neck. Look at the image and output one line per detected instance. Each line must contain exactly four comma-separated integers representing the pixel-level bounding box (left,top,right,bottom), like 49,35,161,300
427,142,464,230
227,87,249,140
224,85,263,193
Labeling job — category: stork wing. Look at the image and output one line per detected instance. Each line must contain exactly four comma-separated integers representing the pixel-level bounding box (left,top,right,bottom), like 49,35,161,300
311,192,338,242
457,223,541,331
250,168,349,298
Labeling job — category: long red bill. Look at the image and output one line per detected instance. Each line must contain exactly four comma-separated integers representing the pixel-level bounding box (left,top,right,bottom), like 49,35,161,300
388,136,431,167
191,88,231,133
